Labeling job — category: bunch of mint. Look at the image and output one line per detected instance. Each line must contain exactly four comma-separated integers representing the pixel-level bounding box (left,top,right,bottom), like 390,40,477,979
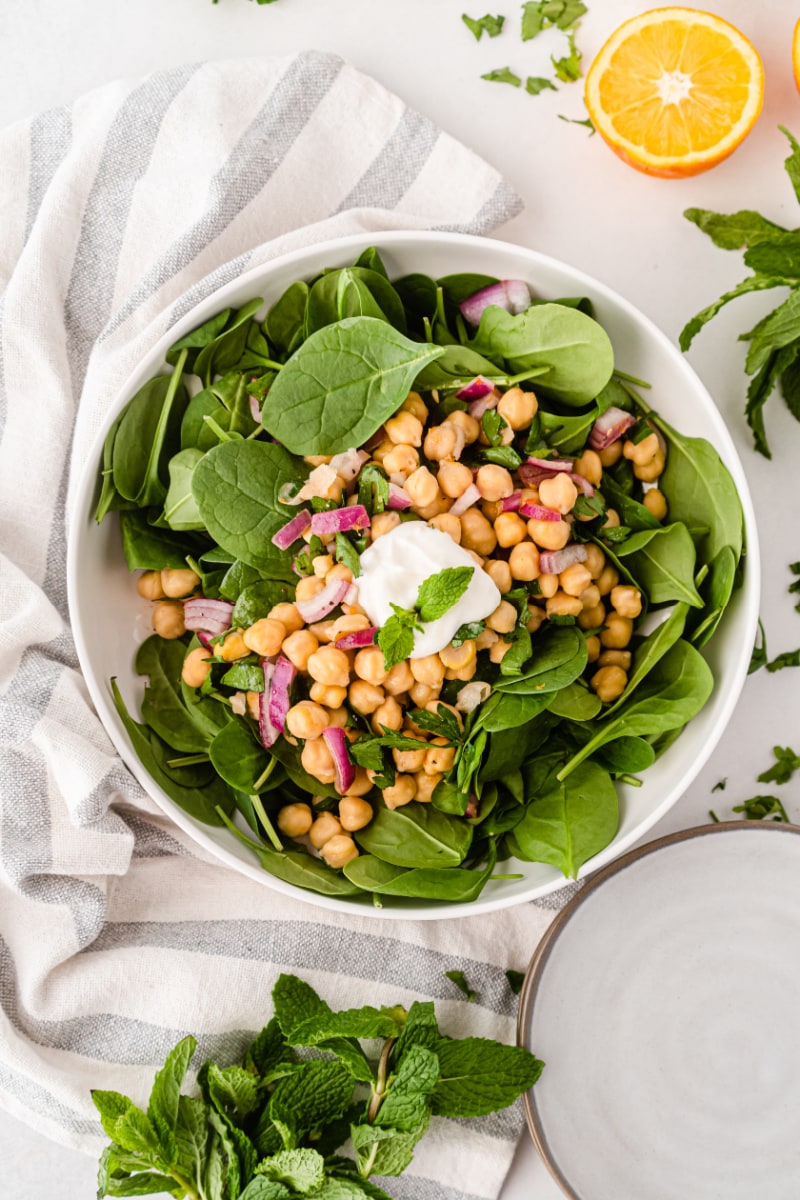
93,973,543,1199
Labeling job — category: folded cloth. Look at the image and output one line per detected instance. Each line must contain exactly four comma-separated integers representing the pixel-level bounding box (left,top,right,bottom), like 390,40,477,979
0,51,576,1200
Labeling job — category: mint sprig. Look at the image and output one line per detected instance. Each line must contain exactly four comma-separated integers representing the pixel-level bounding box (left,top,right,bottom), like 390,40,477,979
377,567,474,669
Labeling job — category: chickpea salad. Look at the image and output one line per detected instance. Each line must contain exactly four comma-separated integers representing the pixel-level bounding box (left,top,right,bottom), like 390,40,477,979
97,247,744,905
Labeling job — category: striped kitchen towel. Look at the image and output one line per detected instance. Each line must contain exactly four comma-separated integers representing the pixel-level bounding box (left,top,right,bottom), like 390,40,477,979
0,52,574,1200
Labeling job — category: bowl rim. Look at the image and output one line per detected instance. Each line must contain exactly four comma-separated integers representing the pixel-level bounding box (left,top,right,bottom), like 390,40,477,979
66,227,761,921
515,820,800,1198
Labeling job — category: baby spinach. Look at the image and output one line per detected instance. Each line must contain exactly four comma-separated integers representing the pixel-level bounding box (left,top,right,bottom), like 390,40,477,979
209,720,274,793
494,625,588,695
266,281,309,359
166,308,231,371
136,636,211,754
414,342,542,391
163,447,205,530
507,760,618,878
343,847,497,903
604,601,690,716
306,268,407,336
615,523,703,607
261,317,443,455
355,802,473,869
594,736,656,775
192,299,264,386
192,441,303,578
112,353,189,508
232,579,295,627
221,814,363,896
392,273,438,326
474,690,552,732
118,510,200,571
599,474,661,531
547,681,602,721
689,544,738,648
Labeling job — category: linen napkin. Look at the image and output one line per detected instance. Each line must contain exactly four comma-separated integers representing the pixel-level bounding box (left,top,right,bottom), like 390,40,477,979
0,52,576,1200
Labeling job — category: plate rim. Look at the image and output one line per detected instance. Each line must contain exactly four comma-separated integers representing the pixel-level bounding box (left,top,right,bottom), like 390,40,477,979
516,819,800,1198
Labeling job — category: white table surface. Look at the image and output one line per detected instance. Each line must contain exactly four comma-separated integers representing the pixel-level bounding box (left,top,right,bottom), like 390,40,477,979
2,1,799,1197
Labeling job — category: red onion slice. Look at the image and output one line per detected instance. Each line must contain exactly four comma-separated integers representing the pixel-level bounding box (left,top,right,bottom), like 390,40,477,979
342,583,359,606
525,455,575,473
334,627,378,650
570,472,596,497
459,280,532,326
310,504,371,537
539,543,588,575
295,577,350,623
322,726,355,795
329,448,369,482
249,394,262,423
449,483,482,518
519,503,561,522
268,655,296,732
387,483,412,510
184,598,234,637
456,375,496,401
468,391,500,419
258,662,280,749
588,406,636,451
500,491,522,512
271,508,312,550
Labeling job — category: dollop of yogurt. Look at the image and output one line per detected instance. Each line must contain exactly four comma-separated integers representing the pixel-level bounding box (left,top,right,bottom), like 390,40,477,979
355,523,501,658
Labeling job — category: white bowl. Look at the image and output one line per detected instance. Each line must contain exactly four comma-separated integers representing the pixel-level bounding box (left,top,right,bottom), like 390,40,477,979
67,230,760,920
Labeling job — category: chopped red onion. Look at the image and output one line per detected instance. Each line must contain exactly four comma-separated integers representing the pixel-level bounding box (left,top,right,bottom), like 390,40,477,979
284,463,338,505
518,457,575,487
448,482,482,518
342,583,359,607
459,280,532,326
322,726,355,795
456,375,495,401
387,483,412,510
334,627,378,650
258,662,280,749
184,598,234,637
519,503,561,522
196,630,214,649
468,391,500,419
310,504,370,537
249,394,262,423
268,655,296,732
295,577,350,623
539,543,588,575
500,491,522,512
271,508,312,550
588,406,636,451
570,472,596,497
329,448,369,482
465,794,479,820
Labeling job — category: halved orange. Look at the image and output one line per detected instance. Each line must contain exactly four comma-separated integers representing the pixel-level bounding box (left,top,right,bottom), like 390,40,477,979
585,7,764,178
793,17,800,93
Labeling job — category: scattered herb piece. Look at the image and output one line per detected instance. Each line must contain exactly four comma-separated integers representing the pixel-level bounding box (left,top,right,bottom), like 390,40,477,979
506,969,526,995
709,809,720,822
732,795,789,822
748,618,768,674
789,561,800,610
711,778,727,793
757,746,800,786
481,67,522,87
526,76,558,95
453,620,485,646
551,32,582,83
558,113,595,133
462,12,505,39
521,0,587,39
766,648,800,673
445,969,477,1002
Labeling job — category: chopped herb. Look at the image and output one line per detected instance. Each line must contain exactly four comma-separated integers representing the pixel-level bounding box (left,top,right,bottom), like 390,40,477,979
358,463,389,515
334,532,361,578
526,76,557,95
599,524,632,544
732,795,789,822
293,534,325,576
789,561,800,609
409,703,462,745
551,32,582,83
709,809,720,823
766,648,800,673
462,12,505,39
572,492,606,520
521,0,587,39
481,408,506,446
506,969,526,995
445,969,477,1002
558,113,595,134
711,778,727,793
757,745,800,786
748,618,768,674
453,620,486,646
482,67,522,87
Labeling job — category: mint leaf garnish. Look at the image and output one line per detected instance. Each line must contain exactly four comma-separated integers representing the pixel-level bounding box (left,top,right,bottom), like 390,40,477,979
445,969,477,1002
462,12,505,39
416,567,474,623
481,67,522,87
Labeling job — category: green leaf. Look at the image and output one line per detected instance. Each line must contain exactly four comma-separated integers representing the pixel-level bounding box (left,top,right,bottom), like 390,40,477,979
255,1149,326,1194
416,566,474,622
355,802,473,869
376,1044,438,1134
209,720,272,793
163,449,205,530
239,1180,292,1200
526,76,557,95
481,67,522,87
758,745,800,786
551,33,582,83
683,207,788,251
147,1036,196,1162
766,648,800,672
343,852,498,903
743,231,800,277
742,287,800,376
431,1037,544,1117
678,275,793,352
350,1124,425,1179
244,1016,293,1078
377,615,416,671
445,970,477,1002
749,618,768,674
118,511,199,572
136,636,211,755
506,969,525,995
260,317,443,455
604,601,690,716
508,759,618,878
174,1096,210,1193
335,533,361,578
112,358,189,508
102,1170,182,1197
615,523,703,607
733,795,789,822
462,12,505,39
231,579,294,626
204,1063,259,1122
266,281,309,358
781,125,800,205
652,419,743,564
780,353,800,423
269,1060,356,1149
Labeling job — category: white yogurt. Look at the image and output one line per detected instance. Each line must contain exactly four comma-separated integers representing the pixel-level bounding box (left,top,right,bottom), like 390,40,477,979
355,522,501,657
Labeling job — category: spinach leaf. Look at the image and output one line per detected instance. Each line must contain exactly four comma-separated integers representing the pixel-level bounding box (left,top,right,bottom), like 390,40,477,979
219,814,361,896
193,299,264,386
266,282,309,359
355,802,473,869
167,309,231,371
393,273,438,328
546,681,602,721
112,356,189,508
475,691,551,732
599,474,661,532
689,545,738,648
118,510,201,571
164,448,206,531
494,625,588,695
306,268,406,336
604,601,690,716
615,523,703,607
344,846,497,903
232,579,295,627
261,317,443,455
135,636,211,754
209,720,273,793
508,760,618,878
594,736,656,775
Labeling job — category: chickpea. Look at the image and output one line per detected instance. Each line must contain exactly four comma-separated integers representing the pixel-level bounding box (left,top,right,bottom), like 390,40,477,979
320,834,359,869
330,613,371,642
460,508,497,556
486,601,517,634
424,424,462,461
497,385,538,430
401,391,429,422
371,696,403,733
611,585,643,619
527,518,571,551
599,649,632,670
560,563,592,598
444,409,480,443
152,601,185,639
384,412,423,447
309,811,342,848
219,631,249,661
415,771,442,803
623,431,659,465
580,584,602,611
182,646,212,687
489,639,512,663
304,454,332,466
485,558,512,593
277,803,313,838
424,738,456,775
405,465,440,509
520,486,540,506
476,627,499,651
464,549,485,569
583,543,606,579
161,567,200,598
410,654,445,688
243,618,286,658
308,646,351,688
339,796,373,832
326,706,349,728
537,573,558,599
634,452,665,483
302,738,337,785
538,473,578,515
409,682,438,707
393,741,428,773
438,460,474,499
643,487,668,520
507,542,539,583
439,639,477,670
265,603,300,635
526,606,546,634
416,493,452,520
586,635,601,663
371,438,394,464
295,575,326,603
476,464,514,502
383,775,417,809
597,565,620,596
327,563,354,585
308,618,335,643
371,511,401,540
573,449,602,487
445,660,477,682
138,570,165,600
480,498,503,523
601,613,633,649
546,591,583,618
246,691,261,719
348,767,374,797
429,512,462,544
578,602,606,631
282,630,319,672
494,511,527,548
598,441,624,467
591,665,628,703
286,701,329,741
354,646,389,686
383,660,415,696
383,443,419,476
349,680,385,715
602,506,620,527
312,554,333,578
